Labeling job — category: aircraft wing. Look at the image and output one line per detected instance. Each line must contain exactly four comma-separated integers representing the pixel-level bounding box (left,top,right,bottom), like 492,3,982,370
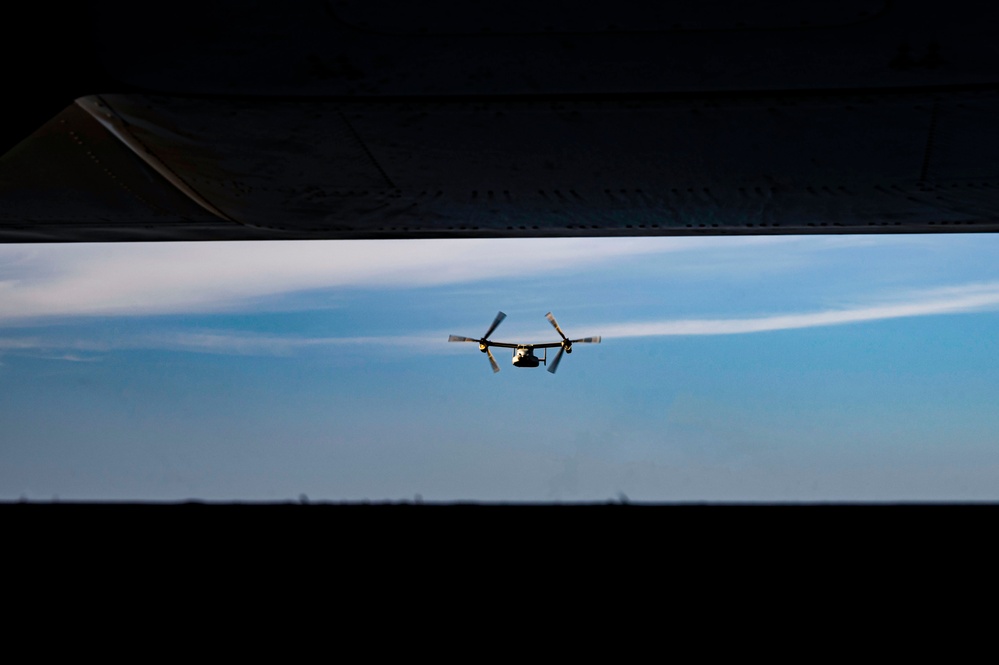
4,1,999,243
481,342,526,350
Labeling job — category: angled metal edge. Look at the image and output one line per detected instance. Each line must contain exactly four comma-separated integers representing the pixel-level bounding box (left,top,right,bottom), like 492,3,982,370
74,95,235,223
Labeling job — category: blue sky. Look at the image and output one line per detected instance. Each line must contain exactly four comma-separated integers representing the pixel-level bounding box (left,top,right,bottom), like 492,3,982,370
3,234,999,502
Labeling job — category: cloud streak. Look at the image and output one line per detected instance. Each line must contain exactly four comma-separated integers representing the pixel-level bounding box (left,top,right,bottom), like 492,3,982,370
0,236,820,322
0,329,446,358
141,331,444,355
595,283,999,338
3,283,998,359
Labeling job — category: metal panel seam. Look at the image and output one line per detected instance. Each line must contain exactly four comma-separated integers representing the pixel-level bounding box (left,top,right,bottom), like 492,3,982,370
74,95,237,223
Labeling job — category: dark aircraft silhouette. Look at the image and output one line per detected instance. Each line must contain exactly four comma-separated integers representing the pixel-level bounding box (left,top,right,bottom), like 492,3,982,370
3,0,999,242
449,312,601,374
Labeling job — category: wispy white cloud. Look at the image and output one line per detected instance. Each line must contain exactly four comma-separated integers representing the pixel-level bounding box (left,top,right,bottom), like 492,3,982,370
0,329,447,358
32,353,103,363
140,330,444,355
4,282,997,360
2,237,994,356
594,282,999,338
0,337,46,350
0,336,107,362
0,236,824,322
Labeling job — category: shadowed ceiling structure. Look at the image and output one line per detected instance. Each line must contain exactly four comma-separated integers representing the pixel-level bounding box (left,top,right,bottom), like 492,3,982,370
3,0,999,242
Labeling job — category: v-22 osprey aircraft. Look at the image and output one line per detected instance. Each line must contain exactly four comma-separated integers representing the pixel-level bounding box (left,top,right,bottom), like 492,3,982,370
449,312,601,374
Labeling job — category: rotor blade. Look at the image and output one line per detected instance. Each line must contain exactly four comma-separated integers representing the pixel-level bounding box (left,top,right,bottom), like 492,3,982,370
570,336,602,344
448,335,479,343
483,311,507,340
545,312,568,341
547,346,565,374
486,347,501,373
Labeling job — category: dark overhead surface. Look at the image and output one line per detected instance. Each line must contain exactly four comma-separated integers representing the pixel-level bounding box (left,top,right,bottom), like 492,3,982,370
3,0,999,242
